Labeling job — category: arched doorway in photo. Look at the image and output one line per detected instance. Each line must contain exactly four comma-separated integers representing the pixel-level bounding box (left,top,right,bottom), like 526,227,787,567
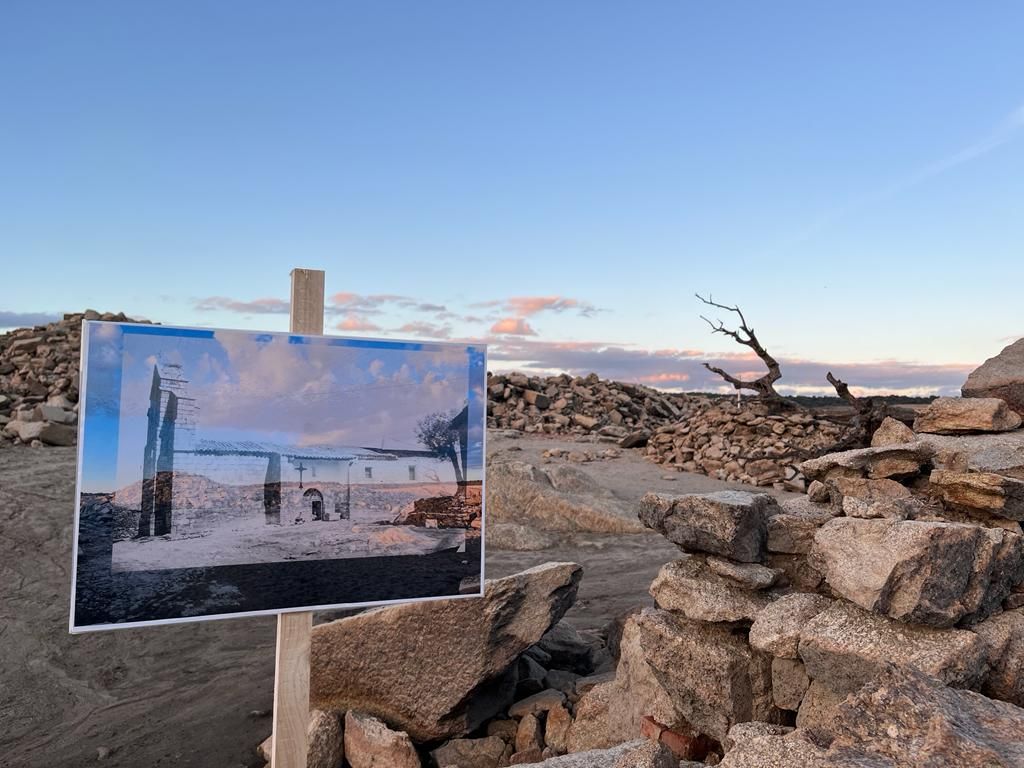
302,488,325,521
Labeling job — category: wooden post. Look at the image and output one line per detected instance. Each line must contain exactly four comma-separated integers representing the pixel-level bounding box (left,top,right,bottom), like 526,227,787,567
271,268,325,768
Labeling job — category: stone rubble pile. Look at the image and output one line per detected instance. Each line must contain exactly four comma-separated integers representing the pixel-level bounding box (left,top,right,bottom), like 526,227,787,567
487,370,851,492
642,400,847,492
486,372,692,439
271,337,1024,766
0,310,147,447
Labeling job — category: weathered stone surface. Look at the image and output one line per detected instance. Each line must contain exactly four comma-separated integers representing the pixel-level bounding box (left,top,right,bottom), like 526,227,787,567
536,621,598,674
719,725,829,768
749,593,832,659
963,338,1024,417
811,517,1024,627
921,429,1024,479
649,557,776,623
768,498,836,554
545,702,572,754
307,709,345,768
806,480,830,502
971,608,1024,707
432,736,506,768
515,712,544,754
800,442,933,482
509,689,566,718
794,679,843,734
828,477,916,520
311,563,582,741
771,658,809,711
767,553,824,592
603,614,679,744
630,608,781,742
705,555,782,589
929,469,1024,520
824,665,1024,766
871,416,917,447
565,681,616,752
534,740,678,768
914,396,1022,435
638,491,776,563
798,601,987,696
344,711,421,768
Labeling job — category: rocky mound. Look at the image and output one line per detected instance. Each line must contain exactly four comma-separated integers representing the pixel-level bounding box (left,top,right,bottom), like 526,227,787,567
0,310,148,447
277,351,1024,767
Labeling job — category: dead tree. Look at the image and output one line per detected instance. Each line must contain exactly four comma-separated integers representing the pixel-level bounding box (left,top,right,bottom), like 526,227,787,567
825,371,890,448
696,293,795,409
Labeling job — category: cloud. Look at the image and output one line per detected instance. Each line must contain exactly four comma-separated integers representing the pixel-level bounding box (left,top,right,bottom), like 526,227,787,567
335,314,381,332
0,310,61,328
482,336,973,396
194,296,290,314
396,321,452,339
327,292,411,315
473,295,602,318
490,317,538,336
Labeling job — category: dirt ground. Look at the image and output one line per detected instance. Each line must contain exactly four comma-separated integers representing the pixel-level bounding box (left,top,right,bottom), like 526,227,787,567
0,435,793,767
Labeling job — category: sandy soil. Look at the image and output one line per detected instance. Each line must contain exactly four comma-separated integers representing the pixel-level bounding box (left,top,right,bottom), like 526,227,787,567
111,520,466,572
0,435,794,767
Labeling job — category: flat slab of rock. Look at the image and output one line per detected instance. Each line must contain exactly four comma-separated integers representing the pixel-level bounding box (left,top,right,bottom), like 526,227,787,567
432,736,506,768
705,556,782,589
533,739,678,767
963,337,1024,417
811,517,1024,627
631,608,781,742
800,442,933,482
921,429,1024,479
824,665,1024,766
649,557,777,624
310,562,582,741
749,593,832,659
638,491,776,563
798,601,987,696
914,396,1022,435
929,469,1024,520
719,725,828,767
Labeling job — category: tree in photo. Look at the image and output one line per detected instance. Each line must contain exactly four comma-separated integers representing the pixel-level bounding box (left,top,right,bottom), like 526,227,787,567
416,408,465,484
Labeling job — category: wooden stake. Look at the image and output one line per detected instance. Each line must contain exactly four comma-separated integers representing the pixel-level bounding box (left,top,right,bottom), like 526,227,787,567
271,268,325,768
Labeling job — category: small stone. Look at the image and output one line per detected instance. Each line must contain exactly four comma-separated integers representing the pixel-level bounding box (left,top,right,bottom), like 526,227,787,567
545,703,572,754
806,480,830,502
650,557,776,623
515,712,544,754
344,711,420,768
771,658,810,711
929,469,1024,520
870,416,916,447
705,556,782,589
432,736,506,768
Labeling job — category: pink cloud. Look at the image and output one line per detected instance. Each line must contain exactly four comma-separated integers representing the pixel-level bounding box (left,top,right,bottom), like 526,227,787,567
335,314,381,332
396,321,451,339
490,317,537,336
194,296,290,314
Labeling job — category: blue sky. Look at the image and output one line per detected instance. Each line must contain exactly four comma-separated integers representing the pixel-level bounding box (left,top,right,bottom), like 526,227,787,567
3,3,1023,395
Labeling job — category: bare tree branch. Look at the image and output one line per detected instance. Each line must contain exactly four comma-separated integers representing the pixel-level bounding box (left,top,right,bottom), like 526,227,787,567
826,370,891,448
695,293,790,406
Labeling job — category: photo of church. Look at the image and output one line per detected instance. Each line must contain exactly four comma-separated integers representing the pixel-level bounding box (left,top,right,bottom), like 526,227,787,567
70,321,486,630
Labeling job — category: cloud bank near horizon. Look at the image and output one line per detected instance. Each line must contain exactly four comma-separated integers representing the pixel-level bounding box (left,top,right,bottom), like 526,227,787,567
180,291,988,397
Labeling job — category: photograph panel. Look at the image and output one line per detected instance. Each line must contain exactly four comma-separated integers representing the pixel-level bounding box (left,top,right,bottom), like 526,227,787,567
71,322,486,629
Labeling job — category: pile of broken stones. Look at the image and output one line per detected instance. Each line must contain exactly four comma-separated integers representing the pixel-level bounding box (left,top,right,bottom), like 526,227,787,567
266,339,1024,766
0,311,146,447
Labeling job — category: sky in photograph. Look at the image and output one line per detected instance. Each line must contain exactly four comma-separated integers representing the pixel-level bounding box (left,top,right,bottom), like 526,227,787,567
79,323,485,492
3,3,1023,395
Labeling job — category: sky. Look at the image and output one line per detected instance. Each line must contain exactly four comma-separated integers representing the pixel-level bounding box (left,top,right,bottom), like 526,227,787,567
3,3,1023,396
79,323,485,491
